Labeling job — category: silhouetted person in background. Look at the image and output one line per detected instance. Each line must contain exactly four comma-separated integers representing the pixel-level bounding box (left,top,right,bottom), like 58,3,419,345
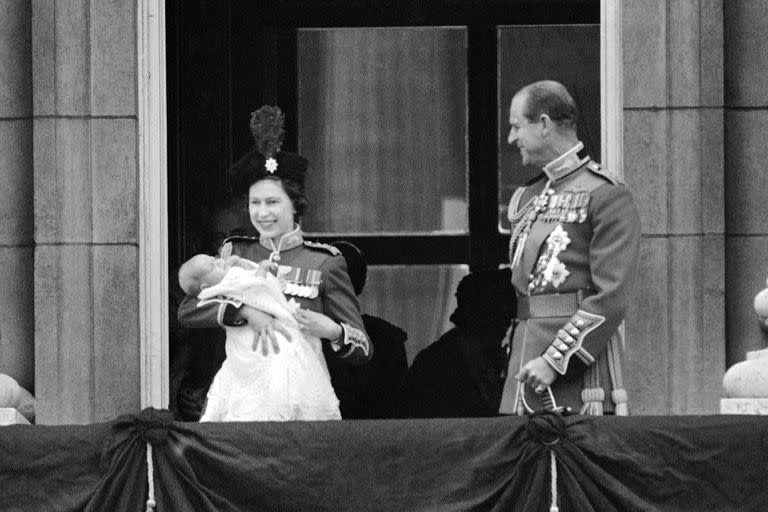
330,241,408,419
399,268,515,418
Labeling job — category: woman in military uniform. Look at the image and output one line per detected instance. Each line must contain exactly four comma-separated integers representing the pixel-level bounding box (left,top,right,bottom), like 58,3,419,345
178,106,371,389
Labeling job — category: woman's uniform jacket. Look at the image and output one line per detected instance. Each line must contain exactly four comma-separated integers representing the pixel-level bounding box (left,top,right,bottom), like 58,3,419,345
178,229,372,365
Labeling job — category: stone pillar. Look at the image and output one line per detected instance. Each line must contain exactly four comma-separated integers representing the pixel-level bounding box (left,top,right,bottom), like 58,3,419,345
622,0,725,414
724,2,768,367
32,0,140,424
0,0,35,393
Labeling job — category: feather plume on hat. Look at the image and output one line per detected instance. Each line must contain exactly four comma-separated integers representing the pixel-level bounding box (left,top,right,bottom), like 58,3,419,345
250,105,285,160
229,105,308,196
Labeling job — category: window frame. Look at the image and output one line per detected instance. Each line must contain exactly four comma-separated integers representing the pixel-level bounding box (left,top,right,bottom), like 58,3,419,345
263,1,602,269
139,0,622,408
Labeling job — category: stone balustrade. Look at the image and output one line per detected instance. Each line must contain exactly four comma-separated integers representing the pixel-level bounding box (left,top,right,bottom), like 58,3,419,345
0,374,34,425
721,279,768,414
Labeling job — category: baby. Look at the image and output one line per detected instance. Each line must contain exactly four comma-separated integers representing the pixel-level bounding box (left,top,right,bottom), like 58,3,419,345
177,253,341,422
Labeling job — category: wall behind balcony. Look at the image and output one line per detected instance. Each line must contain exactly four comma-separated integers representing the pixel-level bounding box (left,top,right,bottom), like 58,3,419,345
622,0,725,414
724,1,768,366
0,0,34,394
32,0,140,424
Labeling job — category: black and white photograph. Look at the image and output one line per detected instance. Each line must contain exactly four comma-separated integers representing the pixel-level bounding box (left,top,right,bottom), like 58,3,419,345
1,1,767,510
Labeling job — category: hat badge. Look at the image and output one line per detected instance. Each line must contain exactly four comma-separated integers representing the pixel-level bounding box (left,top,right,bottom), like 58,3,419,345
265,157,278,174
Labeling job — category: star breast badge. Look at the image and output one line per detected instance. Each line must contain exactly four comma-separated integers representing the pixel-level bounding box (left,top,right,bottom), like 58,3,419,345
541,224,572,288
543,258,570,288
546,224,571,253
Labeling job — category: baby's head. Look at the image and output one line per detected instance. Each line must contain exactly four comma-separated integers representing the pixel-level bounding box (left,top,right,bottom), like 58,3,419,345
178,254,230,296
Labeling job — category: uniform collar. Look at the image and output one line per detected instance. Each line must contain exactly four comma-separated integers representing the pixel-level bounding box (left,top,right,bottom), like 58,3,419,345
259,224,304,254
542,141,589,183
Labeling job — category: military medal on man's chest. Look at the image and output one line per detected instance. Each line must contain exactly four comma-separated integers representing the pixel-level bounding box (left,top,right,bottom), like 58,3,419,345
509,181,594,293
509,180,554,269
539,192,591,223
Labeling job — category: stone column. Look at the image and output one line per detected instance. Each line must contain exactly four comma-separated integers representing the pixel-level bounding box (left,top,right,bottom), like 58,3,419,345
622,0,725,414
0,0,34,393
32,0,140,424
724,2,768,367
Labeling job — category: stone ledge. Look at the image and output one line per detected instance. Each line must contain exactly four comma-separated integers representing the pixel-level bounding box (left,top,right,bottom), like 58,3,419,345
720,398,768,415
0,408,30,425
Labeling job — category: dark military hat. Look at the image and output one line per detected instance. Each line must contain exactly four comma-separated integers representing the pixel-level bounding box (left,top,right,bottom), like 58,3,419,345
229,105,308,196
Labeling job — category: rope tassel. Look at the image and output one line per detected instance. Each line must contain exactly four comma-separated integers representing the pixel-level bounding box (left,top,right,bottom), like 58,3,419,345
612,388,629,416
579,387,605,416
146,443,156,512
549,449,559,512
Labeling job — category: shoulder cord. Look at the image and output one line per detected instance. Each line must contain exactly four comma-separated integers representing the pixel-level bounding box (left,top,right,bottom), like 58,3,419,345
579,359,604,416
266,236,286,264
607,325,629,415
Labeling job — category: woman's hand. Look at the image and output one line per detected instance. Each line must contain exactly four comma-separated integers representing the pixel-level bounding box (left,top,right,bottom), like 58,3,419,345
293,308,343,340
254,259,276,278
238,305,293,356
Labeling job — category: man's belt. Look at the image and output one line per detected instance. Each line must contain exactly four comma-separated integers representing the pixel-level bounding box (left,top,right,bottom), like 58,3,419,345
516,291,593,320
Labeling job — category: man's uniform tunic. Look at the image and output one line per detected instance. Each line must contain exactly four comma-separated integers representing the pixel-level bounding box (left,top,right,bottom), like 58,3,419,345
178,228,372,365
499,145,641,415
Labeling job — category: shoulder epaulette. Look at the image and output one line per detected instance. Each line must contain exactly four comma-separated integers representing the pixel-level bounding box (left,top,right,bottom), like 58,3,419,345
303,240,341,256
585,160,624,185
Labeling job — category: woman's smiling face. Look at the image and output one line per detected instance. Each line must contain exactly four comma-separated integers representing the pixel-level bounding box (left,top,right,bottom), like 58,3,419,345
248,179,296,240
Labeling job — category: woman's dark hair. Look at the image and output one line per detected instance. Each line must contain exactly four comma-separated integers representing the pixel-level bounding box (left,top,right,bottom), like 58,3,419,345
249,175,308,222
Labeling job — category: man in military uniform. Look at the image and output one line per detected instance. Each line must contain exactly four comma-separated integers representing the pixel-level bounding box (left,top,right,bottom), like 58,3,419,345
499,80,641,415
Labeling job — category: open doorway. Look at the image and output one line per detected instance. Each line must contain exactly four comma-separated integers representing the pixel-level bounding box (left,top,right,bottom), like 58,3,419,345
161,0,607,419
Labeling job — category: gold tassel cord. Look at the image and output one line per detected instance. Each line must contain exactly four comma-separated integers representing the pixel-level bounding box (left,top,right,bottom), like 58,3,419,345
579,359,605,416
579,387,605,416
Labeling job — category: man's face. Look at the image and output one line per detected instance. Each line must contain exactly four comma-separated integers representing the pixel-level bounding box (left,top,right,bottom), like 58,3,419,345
507,93,547,167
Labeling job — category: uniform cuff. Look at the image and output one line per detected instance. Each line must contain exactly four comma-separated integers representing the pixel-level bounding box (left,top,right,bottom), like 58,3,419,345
330,322,370,358
219,303,245,327
542,309,603,375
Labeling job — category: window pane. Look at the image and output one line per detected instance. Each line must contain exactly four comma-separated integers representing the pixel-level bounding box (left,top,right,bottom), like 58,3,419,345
359,265,469,365
497,25,600,232
298,27,468,234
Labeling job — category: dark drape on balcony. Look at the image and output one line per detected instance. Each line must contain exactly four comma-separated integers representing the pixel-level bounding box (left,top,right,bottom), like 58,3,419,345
1,409,766,511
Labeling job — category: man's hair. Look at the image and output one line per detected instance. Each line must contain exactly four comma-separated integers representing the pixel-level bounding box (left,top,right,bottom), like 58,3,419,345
518,80,578,132
178,254,215,296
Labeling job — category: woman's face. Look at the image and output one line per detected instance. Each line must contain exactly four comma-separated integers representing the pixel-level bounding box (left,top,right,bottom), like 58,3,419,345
248,179,296,240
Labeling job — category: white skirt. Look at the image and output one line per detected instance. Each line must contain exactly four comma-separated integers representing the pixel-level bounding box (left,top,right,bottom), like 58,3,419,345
200,325,341,422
